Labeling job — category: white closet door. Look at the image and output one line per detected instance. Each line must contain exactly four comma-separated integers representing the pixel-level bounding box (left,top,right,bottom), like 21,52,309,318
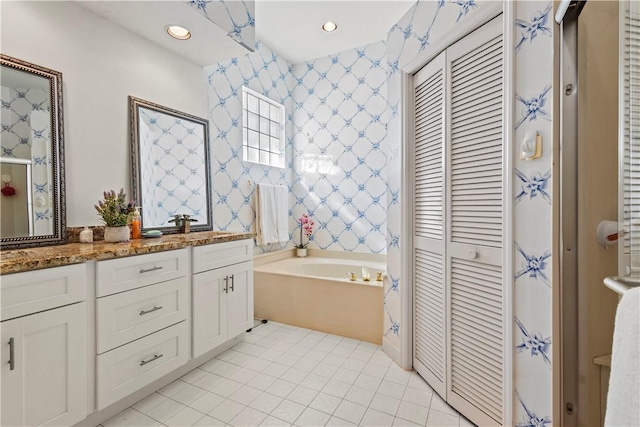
412,52,447,397
445,15,504,426
621,7,640,273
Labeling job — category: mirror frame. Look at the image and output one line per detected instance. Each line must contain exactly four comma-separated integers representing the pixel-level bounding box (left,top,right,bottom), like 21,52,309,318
0,54,66,249
129,96,213,234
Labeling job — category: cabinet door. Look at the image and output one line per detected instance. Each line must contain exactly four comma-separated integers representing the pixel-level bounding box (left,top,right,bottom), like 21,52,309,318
193,268,227,357
226,261,254,339
1,303,87,427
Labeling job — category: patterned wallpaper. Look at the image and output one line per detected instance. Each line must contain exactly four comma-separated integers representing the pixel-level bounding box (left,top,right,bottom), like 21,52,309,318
207,40,389,254
205,41,295,254
384,0,554,425
0,86,53,234
291,41,388,253
186,0,255,51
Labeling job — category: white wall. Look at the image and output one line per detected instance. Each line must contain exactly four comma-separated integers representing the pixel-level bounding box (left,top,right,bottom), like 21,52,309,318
1,1,208,226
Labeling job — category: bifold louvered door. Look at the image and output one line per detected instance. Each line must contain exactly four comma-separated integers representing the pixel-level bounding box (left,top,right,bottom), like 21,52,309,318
445,16,504,427
621,7,640,273
412,15,504,427
412,52,447,397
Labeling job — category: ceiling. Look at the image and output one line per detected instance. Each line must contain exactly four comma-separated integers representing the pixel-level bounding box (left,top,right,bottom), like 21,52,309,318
255,0,415,64
78,1,249,67
78,0,414,67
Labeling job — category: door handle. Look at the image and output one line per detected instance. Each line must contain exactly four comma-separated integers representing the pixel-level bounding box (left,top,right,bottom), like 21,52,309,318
140,353,163,366
230,274,235,292
223,276,229,294
8,337,14,371
139,306,163,316
140,266,163,274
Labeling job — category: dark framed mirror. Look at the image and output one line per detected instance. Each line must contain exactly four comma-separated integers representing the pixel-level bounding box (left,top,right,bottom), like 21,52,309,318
0,54,65,249
129,96,212,234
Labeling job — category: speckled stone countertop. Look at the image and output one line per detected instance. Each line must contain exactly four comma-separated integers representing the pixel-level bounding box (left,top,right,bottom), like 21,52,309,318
0,231,254,275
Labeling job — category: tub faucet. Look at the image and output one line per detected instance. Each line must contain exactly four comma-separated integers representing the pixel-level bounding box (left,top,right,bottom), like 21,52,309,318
376,272,383,282
348,272,357,281
168,214,198,233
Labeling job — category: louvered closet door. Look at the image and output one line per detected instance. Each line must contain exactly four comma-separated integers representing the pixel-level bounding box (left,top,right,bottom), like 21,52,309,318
445,15,504,426
621,8,640,272
412,52,447,398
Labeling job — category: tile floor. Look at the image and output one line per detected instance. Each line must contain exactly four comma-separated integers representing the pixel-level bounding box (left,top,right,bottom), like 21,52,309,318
100,322,474,427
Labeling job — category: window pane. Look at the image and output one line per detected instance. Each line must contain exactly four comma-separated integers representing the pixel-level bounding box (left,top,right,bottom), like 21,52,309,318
259,99,270,116
270,104,280,120
270,120,279,136
270,137,280,153
260,116,269,135
260,133,270,151
260,150,269,165
248,111,259,130
248,147,259,163
247,94,259,113
242,110,247,128
270,152,280,166
242,146,248,161
248,130,259,148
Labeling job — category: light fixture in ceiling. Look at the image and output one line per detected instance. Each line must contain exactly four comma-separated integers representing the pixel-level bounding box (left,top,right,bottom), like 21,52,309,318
322,21,337,32
166,25,191,40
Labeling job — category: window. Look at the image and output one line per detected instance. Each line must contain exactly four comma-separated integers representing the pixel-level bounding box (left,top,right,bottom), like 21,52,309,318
242,87,285,168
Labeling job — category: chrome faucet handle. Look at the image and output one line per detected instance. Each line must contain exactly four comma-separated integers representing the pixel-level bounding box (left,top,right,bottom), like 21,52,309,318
168,214,182,225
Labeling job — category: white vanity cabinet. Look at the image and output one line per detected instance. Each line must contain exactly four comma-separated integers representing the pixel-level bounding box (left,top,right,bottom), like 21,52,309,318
193,239,253,357
95,248,190,410
1,265,88,427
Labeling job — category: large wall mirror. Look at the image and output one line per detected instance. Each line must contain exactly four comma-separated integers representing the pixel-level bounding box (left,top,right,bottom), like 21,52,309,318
129,96,212,233
0,54,65,249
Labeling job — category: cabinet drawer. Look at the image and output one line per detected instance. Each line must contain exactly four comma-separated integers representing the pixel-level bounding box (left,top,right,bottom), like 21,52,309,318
1,264,87,321
193,239,252,273
96,249,188,297
96,322,189,409
97,277,189,353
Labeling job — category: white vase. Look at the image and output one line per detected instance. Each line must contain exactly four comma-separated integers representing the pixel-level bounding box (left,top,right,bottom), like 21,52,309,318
104,226,130,243
296,248,307,257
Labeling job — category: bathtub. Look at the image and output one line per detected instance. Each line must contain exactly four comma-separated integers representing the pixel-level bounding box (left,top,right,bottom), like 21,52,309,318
253,256,385,344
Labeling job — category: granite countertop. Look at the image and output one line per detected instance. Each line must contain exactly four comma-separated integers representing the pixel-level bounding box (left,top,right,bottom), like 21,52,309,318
0,231,254,275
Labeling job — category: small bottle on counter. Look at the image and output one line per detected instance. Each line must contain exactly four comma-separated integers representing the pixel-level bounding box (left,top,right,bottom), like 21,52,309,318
79,227,93,243
131,207,142,239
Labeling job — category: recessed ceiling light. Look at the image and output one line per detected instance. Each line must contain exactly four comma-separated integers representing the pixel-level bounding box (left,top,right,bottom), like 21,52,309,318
322,21,337,32
166,25,191,40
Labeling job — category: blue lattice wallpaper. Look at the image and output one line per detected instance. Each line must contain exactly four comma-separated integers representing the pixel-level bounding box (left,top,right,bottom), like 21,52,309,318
206,41,295,254
186,0,255,51
385,1,555,424
291,41,388,253
0,86,53,235
207,40,389,255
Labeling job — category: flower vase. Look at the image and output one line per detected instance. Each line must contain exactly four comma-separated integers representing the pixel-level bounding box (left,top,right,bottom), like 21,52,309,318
104,226,130,243
296,248,307,258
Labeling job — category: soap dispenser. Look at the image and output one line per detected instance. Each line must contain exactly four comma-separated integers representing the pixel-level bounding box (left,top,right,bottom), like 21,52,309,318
131,207,142,239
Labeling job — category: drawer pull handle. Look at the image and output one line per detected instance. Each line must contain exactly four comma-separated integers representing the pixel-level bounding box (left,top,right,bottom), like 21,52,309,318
223,276,229,294
230,274,235,292
140,266,163,274
139,306,163,316
8,338,14,371
140,353,163,366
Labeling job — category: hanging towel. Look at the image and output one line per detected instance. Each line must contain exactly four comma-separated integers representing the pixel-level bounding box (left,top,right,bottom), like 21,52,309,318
255,183,288,245
605,287,640,426
274,184,289,243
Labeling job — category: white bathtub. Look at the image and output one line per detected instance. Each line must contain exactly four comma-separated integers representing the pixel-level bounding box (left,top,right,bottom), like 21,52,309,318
254,256,386,283
253,255,385,344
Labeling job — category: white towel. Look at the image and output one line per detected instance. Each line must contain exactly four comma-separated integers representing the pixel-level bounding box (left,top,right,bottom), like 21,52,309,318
275,184,289,242
605,287,640,426
255,183,288,245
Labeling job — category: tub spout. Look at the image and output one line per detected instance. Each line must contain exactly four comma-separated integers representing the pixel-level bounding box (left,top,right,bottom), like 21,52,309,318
362,267,371,281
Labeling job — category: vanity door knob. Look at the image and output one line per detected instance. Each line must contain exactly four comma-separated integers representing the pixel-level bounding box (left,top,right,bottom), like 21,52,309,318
223,276,229,294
